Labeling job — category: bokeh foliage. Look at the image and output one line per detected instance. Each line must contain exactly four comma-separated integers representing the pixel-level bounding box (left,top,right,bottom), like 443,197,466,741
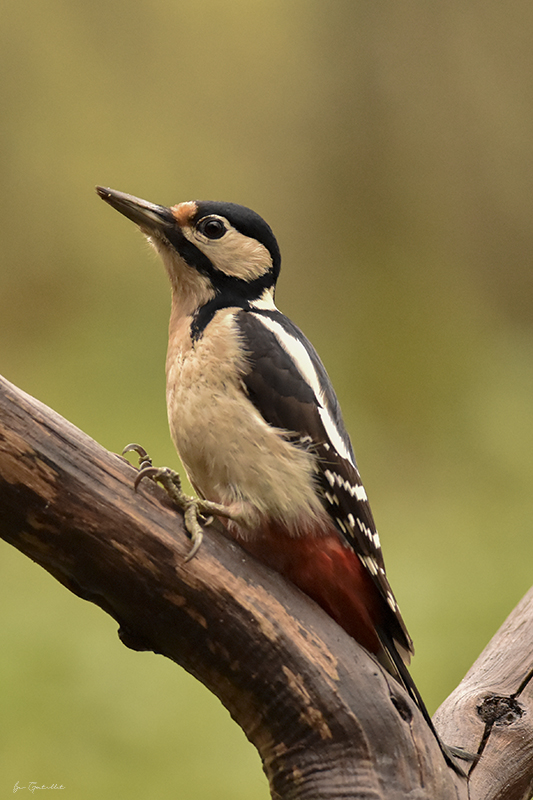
2,2,533,797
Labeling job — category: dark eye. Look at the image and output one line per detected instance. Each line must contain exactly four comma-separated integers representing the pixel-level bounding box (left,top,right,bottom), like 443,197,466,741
197,217,226,239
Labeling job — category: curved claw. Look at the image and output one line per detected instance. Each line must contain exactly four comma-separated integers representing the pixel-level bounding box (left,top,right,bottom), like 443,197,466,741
183,530,203,562
122,443,148,458
133,465,162,490
124,443,154,473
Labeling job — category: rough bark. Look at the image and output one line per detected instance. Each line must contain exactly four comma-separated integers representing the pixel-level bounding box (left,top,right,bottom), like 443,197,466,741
434,588,533,800
0,373,531,799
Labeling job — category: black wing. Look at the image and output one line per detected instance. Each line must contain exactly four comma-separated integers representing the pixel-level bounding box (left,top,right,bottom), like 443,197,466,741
235,308,413,656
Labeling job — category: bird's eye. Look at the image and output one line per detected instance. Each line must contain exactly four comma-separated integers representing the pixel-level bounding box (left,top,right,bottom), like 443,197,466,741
197,217,226,240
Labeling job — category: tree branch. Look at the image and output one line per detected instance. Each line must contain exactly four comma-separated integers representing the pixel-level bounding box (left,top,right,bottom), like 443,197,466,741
434,587,533,800
0,373,531,798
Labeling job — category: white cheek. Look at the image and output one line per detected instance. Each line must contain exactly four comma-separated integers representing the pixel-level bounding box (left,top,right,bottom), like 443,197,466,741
191,228,273,281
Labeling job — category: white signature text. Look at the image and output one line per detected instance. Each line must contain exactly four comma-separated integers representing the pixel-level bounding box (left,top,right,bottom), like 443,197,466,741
14,783,65,794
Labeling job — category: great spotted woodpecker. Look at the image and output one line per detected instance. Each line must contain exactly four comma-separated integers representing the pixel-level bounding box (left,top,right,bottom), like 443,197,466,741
96,186,463,770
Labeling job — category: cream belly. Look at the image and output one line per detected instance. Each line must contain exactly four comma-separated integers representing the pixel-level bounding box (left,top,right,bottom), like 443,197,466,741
165,308,325,534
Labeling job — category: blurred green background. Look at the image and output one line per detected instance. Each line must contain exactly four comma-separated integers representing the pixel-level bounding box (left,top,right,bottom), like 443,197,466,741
1,1,533,797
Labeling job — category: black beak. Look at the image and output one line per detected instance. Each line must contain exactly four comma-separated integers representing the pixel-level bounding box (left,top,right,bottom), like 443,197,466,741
96,187,175,233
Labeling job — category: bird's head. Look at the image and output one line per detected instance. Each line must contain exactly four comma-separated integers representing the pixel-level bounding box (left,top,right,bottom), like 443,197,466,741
96,187,281,314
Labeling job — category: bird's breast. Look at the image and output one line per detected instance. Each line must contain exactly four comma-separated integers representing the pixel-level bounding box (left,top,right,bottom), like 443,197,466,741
165,308,325,533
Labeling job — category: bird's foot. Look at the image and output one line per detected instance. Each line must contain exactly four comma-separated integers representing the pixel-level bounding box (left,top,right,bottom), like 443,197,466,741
122,443,241,561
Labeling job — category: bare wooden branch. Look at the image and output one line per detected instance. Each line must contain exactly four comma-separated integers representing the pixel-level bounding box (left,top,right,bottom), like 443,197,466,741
434,587,533,800
0,372,530,798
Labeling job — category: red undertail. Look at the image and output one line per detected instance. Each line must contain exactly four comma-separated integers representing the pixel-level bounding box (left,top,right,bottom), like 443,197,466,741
226,518,385,656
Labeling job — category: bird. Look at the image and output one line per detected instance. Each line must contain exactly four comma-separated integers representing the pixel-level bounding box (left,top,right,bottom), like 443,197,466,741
96,185,464,771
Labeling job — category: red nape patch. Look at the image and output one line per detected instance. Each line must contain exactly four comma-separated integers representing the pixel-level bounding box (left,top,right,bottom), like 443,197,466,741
238,521,385,655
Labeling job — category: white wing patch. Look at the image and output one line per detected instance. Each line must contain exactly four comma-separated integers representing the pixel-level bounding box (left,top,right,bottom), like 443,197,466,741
252,313,355,467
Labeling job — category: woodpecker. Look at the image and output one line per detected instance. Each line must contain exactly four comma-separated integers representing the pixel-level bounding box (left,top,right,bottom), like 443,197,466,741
96,186,463,770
